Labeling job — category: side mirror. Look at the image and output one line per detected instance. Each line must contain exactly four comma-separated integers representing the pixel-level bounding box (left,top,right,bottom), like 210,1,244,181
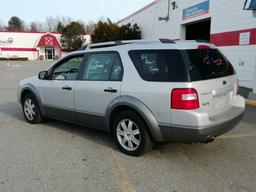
38,71,48,80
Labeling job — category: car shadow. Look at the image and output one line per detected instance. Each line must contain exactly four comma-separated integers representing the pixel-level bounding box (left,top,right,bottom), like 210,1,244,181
0,101,25,121
242,105,256,125
0,101,255,156
0,101,117,151
0,101,167,153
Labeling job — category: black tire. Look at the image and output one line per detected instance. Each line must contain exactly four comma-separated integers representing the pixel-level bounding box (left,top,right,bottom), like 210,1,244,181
112,111,153,156
22,93,43,124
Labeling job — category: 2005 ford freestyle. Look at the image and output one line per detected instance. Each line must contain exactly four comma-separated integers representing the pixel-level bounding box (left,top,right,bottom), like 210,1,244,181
17,39,245,156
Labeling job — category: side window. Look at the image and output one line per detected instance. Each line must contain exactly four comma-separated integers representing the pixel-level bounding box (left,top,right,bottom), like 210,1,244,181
110,56,123,81
52,55,84,80
129,50,188,82
139,53,167,74
82,52,123,81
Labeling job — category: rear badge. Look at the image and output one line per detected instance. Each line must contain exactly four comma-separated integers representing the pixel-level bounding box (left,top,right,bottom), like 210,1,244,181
223,80,227,85
202,102,210,106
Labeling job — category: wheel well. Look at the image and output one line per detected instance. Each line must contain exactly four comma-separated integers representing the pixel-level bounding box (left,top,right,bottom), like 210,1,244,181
109,105,153,140
21,89,33,102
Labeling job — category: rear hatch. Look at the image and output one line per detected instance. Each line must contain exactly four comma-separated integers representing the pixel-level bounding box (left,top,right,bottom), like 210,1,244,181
184,48,237,117
127,46,238,126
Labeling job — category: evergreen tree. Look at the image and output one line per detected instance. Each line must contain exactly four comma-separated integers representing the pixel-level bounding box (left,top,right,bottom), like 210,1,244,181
61,22,85,51
7,16,24,31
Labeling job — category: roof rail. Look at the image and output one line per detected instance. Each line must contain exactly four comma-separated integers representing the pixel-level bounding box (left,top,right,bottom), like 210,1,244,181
195,39,210,43
87,40,158,49
88,41,128,49
87,39,176,49
159,38,176,43
78,44,88,50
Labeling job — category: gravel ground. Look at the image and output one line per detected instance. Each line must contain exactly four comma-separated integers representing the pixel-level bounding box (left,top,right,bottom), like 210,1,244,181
0,61,256,192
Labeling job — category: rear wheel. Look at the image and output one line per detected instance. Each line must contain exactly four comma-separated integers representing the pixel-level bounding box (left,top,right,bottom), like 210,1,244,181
22,93,43,124
113,111,153,156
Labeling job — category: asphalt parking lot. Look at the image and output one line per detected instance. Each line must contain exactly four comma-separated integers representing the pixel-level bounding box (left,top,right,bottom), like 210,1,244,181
0,60,256,192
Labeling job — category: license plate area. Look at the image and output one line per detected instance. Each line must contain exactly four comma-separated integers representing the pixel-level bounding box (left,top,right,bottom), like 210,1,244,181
214,93,230,109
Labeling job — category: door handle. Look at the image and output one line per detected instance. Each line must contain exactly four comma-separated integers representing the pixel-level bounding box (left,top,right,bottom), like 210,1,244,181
62,86,72,90
104,87,117,93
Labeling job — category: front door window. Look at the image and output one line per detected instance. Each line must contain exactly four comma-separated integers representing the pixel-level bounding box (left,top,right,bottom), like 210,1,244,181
51,56,84,80
45,48,55,60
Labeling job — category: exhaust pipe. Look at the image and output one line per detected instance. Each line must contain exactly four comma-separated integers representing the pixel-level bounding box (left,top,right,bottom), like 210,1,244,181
201,136,215,143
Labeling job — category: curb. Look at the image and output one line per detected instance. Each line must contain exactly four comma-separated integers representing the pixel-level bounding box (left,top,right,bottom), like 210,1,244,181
246,99,256,107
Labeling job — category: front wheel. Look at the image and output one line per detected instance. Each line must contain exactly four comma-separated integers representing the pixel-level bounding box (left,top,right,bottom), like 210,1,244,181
22,93,43,124
113,111,153,156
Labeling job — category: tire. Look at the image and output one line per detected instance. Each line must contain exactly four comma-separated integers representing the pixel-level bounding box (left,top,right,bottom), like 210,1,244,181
112,111,153,156
22,93,43,124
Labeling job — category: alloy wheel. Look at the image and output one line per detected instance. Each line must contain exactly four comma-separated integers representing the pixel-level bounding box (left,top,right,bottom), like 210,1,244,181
24,98,36,121
116,119,141,151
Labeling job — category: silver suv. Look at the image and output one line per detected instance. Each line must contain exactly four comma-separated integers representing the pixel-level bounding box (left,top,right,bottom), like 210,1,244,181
17,39,245,156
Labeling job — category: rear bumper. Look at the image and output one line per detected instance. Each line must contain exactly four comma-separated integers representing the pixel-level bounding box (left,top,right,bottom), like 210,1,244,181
159,107,244,142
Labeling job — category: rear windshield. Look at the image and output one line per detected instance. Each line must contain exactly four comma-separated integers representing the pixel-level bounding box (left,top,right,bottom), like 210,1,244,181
186,49,235,81
128,50,188,82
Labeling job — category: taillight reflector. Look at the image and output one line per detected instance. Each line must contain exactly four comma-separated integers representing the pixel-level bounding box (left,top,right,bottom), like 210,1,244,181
237,80,239,95
171,88,199,110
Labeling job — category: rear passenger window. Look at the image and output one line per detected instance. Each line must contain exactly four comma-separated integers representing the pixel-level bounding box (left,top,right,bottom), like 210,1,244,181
82,52,123,81
129,50,188,82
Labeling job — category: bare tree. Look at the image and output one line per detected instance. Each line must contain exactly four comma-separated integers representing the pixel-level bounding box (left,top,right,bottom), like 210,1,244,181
85,20,96,34
0,19,5,30
22,22,30,32
37,21,47,32
59,16,72,26
25,21,47,32
98,15,107,22
2,16,94,34
30,22,38,32
46,16,58,32
45,16,73,32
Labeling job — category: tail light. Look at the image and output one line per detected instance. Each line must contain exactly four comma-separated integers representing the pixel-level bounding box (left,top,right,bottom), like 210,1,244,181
171,88,199,110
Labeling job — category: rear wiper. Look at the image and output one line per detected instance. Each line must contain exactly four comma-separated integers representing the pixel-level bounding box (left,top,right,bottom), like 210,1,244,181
212,71,225,77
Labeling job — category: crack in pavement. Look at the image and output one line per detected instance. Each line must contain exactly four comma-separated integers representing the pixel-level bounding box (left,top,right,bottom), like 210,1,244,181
104,148,136,192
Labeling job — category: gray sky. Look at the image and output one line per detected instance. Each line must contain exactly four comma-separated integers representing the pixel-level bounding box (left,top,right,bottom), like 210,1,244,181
1,0,153,24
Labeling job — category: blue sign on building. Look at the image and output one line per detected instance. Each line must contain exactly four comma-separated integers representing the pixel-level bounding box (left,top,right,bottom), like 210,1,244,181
183,1,209,20
244,0,256,10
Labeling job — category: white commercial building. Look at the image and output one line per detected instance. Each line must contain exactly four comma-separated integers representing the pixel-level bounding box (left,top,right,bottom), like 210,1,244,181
0,31,90,60
118,0,256,94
